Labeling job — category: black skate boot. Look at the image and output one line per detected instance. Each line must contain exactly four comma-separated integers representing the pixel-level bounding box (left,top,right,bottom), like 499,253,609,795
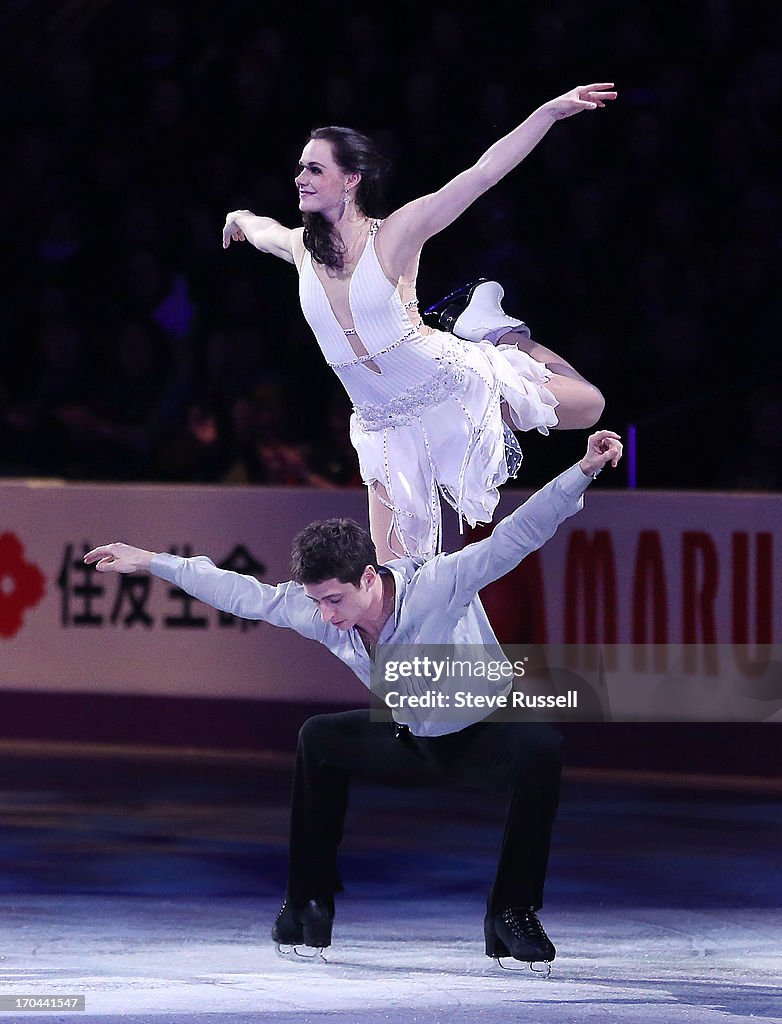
484,906,555,976
272,895,334,961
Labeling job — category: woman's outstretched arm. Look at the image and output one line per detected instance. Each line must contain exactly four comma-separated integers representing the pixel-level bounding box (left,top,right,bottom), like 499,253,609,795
381,83,617,260
222,210,297,264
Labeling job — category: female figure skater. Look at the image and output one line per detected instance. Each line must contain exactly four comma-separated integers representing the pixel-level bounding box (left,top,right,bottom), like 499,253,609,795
223,83,616,562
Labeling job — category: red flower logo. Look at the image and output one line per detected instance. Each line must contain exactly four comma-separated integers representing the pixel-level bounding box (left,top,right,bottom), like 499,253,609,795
0,533,46,639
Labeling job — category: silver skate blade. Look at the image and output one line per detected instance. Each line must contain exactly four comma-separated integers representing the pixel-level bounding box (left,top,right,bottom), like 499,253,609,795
496,957,551,978
275,942,327,963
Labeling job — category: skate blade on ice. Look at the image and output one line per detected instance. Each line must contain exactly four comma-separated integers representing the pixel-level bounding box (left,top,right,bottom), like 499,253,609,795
495,957,551,978
275,942,328,964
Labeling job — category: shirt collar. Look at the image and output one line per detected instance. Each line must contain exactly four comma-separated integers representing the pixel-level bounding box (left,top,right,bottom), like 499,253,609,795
378,564,405,638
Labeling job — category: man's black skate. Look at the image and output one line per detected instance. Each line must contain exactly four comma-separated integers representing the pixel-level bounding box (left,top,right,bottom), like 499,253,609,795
484,906,555,975
272,896,334,960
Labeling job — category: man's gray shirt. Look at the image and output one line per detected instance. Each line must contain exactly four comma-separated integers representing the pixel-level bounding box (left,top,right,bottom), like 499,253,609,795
151,463,593,736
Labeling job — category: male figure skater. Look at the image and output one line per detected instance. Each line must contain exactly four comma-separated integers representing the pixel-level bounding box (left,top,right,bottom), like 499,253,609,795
84,429,622,970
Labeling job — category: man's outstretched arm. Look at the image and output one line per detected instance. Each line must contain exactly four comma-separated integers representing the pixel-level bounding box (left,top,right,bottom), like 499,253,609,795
83,543,320,634
440,430,623,608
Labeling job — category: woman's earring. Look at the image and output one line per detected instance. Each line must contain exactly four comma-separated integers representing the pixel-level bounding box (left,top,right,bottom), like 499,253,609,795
343,186,351,205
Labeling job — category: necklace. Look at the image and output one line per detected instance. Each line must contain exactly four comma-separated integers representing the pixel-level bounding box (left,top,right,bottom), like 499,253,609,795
339,218,371,257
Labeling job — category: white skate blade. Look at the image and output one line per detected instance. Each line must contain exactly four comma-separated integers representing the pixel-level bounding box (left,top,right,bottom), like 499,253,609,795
275,942,328,963
495,957,551,978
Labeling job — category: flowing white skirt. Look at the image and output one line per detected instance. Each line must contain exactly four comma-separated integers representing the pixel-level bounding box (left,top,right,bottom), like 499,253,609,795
349,331,558,560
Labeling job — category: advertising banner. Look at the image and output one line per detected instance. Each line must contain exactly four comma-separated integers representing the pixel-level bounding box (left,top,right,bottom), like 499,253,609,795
2,480,779,721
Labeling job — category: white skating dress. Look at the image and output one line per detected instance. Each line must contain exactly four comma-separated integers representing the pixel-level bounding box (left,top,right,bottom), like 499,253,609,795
298,221,559,559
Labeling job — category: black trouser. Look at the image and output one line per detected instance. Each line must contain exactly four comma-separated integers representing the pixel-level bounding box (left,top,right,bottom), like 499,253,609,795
286,710,562,914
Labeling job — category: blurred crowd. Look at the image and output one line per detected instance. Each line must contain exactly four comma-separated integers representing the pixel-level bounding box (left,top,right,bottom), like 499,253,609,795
1,1,780,490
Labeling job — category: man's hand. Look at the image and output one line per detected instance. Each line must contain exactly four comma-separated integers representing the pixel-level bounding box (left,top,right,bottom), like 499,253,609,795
544,83,617,121
580,430,623,476
83,543,156,574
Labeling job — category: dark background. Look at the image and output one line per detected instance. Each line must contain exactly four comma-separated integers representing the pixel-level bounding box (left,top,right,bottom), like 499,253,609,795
1,1,780,492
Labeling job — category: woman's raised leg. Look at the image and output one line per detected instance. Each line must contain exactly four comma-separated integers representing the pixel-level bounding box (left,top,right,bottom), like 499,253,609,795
499,329,605,429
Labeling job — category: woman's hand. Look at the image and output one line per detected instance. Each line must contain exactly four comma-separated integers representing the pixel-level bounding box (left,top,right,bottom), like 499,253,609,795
544,83,617,121
221,212,296,262
222,210,252,249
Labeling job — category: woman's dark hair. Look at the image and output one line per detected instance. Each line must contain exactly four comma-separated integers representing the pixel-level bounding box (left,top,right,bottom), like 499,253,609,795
302,126,390,270
291,517,379,586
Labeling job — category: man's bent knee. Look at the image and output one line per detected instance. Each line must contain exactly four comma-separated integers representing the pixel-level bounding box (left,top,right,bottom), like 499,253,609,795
297,713,340,752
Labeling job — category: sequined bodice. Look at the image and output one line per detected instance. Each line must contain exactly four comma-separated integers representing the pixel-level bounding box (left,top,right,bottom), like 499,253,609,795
298,224,466,430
